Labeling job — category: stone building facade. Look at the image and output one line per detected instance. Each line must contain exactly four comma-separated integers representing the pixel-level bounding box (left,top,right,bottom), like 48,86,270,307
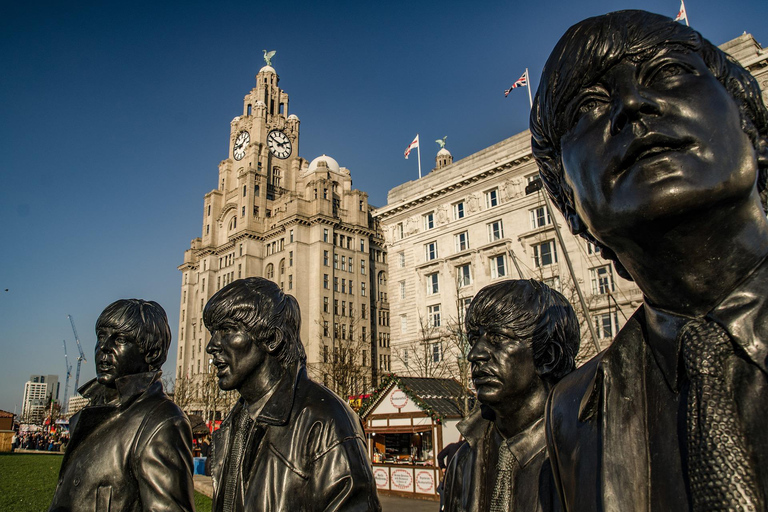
373,135,642,378
177,64,390,418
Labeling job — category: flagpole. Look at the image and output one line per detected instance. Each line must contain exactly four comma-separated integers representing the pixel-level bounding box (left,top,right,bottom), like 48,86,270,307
417,136,422,179
526,68,533,110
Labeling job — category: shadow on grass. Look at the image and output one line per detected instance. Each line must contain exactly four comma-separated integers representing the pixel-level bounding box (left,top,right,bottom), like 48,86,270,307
0,452,211,512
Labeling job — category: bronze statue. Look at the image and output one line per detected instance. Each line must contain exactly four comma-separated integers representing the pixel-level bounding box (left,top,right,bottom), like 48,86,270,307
443,280,579,512
49,300,195,512
530,10,768,511
204,277,381,512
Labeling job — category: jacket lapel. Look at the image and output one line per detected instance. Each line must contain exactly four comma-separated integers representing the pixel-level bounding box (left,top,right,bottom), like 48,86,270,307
211,403,237,500
592,310,651,511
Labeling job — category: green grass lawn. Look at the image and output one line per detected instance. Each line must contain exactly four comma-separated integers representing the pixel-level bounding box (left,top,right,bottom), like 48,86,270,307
0,453,212,512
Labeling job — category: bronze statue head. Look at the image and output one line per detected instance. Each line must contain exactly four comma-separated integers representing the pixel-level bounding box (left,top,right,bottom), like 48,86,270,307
465,279,580,408
204,277,306,392
95,299,171,388
531,10,768,279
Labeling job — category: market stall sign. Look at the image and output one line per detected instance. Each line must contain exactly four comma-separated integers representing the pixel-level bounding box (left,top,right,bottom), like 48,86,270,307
390,389,409,409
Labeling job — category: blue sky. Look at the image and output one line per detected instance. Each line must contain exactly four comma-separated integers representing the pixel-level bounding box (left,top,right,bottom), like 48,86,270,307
1,0,767,414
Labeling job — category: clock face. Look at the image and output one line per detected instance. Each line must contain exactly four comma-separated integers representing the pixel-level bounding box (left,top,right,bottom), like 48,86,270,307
267,130,292,159
233,131,250,161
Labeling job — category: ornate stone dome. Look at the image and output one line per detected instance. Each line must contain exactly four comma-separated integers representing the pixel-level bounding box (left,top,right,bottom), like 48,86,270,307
308,154,341,174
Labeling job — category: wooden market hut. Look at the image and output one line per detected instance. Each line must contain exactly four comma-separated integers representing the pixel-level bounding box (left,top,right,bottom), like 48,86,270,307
359,375,468,500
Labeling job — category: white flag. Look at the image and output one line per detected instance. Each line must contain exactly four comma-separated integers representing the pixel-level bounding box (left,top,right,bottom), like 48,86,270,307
404,134,419,159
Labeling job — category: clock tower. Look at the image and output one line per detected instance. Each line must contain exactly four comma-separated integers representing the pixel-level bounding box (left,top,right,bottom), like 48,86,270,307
178,59,390,419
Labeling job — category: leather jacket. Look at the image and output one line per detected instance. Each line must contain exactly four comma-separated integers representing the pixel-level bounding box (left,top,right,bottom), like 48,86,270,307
210,364,381,512
49,372,195,512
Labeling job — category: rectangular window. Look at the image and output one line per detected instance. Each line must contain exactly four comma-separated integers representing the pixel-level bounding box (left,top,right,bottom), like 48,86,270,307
397,223,404,239
594,312,620,339
360,239,365,252
334,277,339,291
453,201,465,220
532,240,558,268
491,255,507,279
587,242,600,255
485,189,499,208
289,251,293,266
529,206,552,229
457,264,472,287
399,281,406,299
323,251,329,266
426,273,439,295
424,212,435,230
425,241,438,261
458,297,473,323
341,279,346,293
323,296,329,313
324,274,329,289
334,254,339,269
341,256,346,271
323,229,329,243
288,275,293,290
591,265,615,295
428,304,441,328
399,252,405,268
334,299,339,315
432,342,443,363
401,315,407,334
487,220,504,242
361,282,366,296
361,260,366,275
403,349,409,368
455,231,469,252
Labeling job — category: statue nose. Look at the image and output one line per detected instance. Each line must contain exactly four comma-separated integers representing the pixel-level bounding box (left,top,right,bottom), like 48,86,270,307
610,85,660,135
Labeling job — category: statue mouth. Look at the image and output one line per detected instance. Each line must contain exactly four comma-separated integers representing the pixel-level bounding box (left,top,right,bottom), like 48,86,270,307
472,370,499,385
618,134,694,175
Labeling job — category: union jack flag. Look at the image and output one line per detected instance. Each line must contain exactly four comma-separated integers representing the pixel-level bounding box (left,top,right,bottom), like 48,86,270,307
674,0,688,25
504,71,528,97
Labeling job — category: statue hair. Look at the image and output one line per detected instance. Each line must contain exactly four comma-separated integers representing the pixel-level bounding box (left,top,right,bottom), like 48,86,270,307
96,299,171,371
530,10,768,279
465,279,580,385
203,277,307,368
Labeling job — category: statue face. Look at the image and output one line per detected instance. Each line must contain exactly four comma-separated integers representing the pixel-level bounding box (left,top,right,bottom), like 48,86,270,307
95,326,150,388
559,49,758,244
206,320,267,391
467,325,539,407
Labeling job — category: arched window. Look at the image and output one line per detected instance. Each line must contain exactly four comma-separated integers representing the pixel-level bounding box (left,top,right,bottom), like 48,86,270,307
378,271,387,287
247,104,252,115
272,167,282,188
266,263,274,279
279,259,286,275
229,216,237,230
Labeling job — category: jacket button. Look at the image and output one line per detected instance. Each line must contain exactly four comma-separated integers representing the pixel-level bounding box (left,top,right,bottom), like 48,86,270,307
73,477,81,487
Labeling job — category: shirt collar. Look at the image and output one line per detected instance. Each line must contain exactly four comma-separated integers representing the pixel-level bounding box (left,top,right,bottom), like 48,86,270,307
499,417,546,468
645,254,768,391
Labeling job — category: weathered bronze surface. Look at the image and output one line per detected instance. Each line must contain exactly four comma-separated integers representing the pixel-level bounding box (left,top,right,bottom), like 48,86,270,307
531,10,768,511
49,299,195,512
204,277,381,512
443,279,579,512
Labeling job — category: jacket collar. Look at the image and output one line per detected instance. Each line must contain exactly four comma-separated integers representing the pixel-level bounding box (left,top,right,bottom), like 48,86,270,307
458,405,545,468
78,371,162,408
251,363,304,426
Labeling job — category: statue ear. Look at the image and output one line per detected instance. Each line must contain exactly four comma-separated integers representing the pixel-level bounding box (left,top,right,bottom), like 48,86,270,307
144,348,161,370
264,329,283,355
538,343,562,379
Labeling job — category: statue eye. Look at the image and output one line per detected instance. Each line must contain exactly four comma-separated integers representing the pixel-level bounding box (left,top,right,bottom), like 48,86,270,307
648,62,692,85
567,90,608,127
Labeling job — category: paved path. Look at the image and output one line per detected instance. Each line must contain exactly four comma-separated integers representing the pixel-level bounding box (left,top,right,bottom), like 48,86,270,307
193,475,439,511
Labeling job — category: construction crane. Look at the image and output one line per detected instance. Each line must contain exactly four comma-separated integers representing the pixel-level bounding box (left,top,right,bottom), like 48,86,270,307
68,315,87,392
62,340,73,404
